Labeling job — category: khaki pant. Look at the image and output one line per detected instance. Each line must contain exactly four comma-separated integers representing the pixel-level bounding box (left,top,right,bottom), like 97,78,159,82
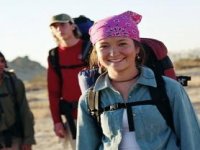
59,134,76,150
59,120,76,150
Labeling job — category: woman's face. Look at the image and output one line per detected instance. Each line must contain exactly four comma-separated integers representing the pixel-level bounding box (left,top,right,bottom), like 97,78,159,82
95,37,139,73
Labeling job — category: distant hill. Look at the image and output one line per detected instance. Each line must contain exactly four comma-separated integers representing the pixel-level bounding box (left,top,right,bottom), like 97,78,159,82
7,56,47,81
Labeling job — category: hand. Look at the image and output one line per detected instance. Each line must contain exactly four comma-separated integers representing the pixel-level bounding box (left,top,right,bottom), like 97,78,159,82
54,122,66,138
21,144,32,150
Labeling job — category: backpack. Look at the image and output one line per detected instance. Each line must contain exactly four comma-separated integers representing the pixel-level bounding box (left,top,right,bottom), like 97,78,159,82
48,15,94,81
141,38,191,86
78,38,191,145
74,15,94,41
0,70,23,147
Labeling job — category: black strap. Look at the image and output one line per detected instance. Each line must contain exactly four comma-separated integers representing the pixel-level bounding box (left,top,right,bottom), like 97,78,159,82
100,100,157,113
127,105,135,131
149,74,180,146
99,100,160,132
98,75,175,134
149,74,175,133
49,48,63,83
88,75,180,145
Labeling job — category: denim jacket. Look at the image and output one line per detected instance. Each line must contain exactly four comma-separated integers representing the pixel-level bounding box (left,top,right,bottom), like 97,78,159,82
76,67,200,150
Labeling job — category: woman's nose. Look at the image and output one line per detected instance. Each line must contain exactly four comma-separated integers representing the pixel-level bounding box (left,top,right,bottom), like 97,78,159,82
109,47,118,56
109,48,114,56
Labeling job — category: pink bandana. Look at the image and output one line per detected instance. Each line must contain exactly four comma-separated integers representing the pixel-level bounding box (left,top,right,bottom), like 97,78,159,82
89,11,142,45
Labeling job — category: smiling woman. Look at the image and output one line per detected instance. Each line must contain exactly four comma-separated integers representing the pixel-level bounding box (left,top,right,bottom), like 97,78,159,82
76,10,200,150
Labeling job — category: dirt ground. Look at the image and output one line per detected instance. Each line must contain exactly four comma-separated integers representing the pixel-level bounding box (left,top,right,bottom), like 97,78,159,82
27,68,200,150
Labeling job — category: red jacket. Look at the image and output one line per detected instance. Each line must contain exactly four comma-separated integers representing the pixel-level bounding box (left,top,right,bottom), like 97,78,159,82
47,40,85,124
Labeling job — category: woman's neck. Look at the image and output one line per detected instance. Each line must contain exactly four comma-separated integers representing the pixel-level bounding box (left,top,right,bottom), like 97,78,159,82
109,68,140,100
109,68,139,83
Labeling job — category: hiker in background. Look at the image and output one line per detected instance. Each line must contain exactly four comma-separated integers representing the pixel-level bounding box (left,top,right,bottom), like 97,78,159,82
0,52,35,150
76,11,200,150
47,13,90,150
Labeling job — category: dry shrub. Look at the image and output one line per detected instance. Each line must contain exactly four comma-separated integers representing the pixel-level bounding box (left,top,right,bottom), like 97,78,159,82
187,76,200,87
174,58,200,69
25,75,47,91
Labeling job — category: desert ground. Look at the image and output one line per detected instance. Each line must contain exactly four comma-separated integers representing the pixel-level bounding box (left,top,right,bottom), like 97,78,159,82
27,67,200,150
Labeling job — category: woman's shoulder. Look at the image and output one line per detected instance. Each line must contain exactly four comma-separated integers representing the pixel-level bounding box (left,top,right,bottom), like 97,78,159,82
162,75,184,98
163,76,181,88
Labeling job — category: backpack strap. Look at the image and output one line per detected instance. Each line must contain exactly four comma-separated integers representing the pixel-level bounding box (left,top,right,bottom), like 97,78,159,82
149,74,180,146
81,40,92,64
149,74,175,132
88,88,101,125
48,47,62,82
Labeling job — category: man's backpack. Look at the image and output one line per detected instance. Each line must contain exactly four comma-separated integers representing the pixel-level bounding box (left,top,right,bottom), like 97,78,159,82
74,15,94,41
48,15,94,80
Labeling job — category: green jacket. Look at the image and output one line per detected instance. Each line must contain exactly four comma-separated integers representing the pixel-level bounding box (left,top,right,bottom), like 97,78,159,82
0,72,36,145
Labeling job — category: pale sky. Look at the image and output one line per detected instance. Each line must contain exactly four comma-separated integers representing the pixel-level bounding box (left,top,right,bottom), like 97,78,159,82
0,0,200,67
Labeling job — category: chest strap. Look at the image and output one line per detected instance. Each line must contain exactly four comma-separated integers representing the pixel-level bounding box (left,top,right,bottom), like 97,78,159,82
98,100,160,131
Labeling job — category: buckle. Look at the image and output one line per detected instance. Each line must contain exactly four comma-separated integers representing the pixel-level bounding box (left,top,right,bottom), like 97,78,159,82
110,103,119,111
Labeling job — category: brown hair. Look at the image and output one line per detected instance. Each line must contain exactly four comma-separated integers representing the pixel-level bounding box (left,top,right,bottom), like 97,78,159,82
69,21,82,39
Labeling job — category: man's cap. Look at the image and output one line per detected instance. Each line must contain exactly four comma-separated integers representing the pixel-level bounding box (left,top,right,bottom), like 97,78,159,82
50,14,74,26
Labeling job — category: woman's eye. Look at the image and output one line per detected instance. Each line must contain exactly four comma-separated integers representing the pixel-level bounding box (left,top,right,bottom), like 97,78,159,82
99,45,109,49
119,42,127,46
